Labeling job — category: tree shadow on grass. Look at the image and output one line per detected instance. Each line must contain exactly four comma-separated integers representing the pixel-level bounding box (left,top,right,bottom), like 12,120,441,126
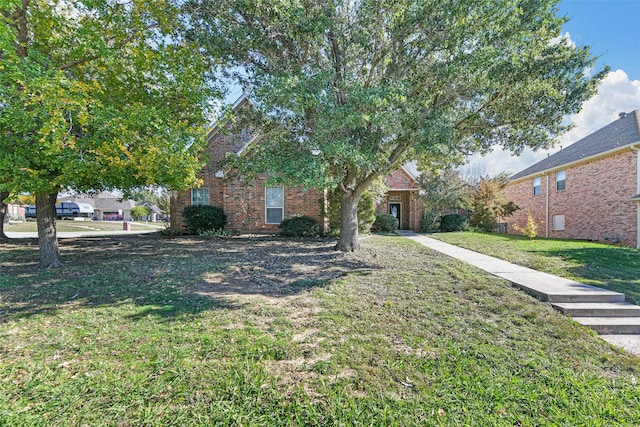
537,246,640,304
0,235,374,322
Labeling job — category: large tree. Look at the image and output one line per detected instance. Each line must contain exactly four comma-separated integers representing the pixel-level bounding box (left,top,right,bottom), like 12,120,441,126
0,191,8,240
191,0,605,251
0,0,219,267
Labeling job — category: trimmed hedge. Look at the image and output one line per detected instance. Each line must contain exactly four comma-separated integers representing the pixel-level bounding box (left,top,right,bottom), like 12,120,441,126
439,213,468,232
279,215,320,237
182,205,227,235
371,213,398,232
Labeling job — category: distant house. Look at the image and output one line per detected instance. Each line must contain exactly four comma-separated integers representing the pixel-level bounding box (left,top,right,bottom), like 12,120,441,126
170,95,425,234
4,203,25,221
505,110,640,248
59,192,137,221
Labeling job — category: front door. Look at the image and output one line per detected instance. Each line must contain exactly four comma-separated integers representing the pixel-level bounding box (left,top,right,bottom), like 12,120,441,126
389,202,401,229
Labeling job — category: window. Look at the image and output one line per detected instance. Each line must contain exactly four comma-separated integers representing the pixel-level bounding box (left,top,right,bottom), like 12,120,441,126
265,186,284,224
556,170,566,191
533,177,541,196
552,215,566,231
191,188,209,205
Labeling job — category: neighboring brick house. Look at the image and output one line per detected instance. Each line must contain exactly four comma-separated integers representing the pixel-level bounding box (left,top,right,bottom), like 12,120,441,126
505,110,640,248
171,95,425,234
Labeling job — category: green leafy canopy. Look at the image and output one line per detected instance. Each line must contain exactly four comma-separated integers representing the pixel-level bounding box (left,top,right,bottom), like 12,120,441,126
192,0,606,191
0,0,221,196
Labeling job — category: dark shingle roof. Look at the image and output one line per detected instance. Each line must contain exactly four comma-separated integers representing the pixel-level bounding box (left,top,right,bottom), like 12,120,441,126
510,110,640,181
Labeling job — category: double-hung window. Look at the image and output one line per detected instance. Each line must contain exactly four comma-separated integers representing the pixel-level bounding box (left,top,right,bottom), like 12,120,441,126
556,170,566,191
265,186,284,224
191,188,210,205
533,177,541,196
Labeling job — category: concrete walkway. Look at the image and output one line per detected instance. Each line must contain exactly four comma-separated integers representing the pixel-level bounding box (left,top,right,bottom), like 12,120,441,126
397,231,640,356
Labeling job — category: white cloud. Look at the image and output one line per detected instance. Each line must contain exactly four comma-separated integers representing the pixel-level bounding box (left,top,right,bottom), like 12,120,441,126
550,32,576,48
467,69,640,177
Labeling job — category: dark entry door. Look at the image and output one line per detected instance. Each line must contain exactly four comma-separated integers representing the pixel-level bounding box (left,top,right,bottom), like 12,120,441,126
389,203,401,229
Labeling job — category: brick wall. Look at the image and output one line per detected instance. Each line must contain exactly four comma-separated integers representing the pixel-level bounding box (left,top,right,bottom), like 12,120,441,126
171,177,326,234
385,169,418,189
223,175,325,233
505,149,638,246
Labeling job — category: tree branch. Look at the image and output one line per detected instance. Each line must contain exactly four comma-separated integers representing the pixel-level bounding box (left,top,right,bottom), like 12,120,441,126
58,56,100,71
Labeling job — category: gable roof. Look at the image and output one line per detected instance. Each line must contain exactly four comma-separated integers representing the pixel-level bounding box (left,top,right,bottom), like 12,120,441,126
510,110,640,181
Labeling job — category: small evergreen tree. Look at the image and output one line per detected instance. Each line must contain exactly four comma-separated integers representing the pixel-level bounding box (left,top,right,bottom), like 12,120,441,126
418,169,469,232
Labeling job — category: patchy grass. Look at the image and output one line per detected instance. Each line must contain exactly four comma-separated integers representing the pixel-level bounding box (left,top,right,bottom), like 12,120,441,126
431,232,640,305
1,235,639,426
4,220,164,233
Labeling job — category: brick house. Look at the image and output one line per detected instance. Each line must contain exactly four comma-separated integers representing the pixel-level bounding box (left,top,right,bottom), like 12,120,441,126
171,95,425,234
505,110,640,248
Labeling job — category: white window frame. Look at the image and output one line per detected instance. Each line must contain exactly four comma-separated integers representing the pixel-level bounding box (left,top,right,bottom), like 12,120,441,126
191,188,210,206
533,177,541,196
556,170,566,191
265,186,284,224
552,215,566,231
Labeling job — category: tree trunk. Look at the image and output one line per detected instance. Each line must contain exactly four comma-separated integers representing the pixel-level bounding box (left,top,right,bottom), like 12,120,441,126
0,191,9,241
36,192,63,268
335,190,362,252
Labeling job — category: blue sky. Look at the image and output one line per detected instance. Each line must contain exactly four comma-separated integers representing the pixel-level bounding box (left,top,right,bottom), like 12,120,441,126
559,0,640,80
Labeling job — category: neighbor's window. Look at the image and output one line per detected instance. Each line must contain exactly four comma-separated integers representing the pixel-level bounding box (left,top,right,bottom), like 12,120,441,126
552,215,566,231
533,177,541,196
191,188,210,205
265,186,284,224
556,170,566,191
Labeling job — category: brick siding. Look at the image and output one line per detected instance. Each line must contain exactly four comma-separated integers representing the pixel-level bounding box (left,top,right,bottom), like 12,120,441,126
505,149,638,246
385,169,419,189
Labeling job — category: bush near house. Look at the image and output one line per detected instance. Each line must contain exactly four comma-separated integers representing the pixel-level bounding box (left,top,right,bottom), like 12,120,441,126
439,213,469,232
279,215,320,237
182,205,227,235
371,213,398,232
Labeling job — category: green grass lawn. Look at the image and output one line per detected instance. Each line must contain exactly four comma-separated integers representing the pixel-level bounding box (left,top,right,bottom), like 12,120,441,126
430,232,640,305
1,235,639,426
4,220,165,233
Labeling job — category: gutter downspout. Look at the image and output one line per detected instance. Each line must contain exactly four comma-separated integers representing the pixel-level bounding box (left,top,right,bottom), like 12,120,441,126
545,174,550,238
633,145,640,248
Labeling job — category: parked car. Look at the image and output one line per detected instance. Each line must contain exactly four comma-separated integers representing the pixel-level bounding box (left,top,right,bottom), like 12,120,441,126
24,202,94,220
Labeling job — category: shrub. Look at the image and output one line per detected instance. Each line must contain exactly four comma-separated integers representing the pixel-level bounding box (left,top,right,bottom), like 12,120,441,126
182,205,227,235
439,213,469,232
513,211,542,239
371,213,398,232
130,205,149,221
420,212,440,233
279,215,320,237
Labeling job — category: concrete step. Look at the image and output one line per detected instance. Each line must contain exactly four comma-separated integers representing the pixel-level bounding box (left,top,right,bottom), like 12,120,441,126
490,272,626,304
573,317,640,335
552,302,640,317
600,335,640,354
